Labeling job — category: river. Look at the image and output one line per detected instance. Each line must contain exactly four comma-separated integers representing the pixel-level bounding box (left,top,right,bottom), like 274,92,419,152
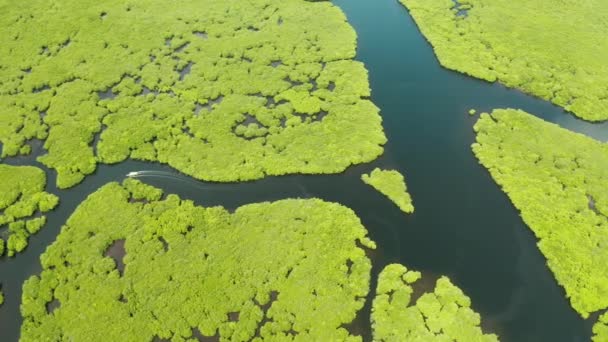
0,0,605,340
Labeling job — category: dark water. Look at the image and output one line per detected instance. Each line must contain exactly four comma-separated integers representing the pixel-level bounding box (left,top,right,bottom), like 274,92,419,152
1,0,606,341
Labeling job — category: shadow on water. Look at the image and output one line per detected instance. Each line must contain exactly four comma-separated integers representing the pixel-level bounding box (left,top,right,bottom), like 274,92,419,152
0,0,604,341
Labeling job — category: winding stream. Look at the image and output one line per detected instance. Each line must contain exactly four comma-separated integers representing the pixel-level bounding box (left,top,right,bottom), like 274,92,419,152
0,0,605,340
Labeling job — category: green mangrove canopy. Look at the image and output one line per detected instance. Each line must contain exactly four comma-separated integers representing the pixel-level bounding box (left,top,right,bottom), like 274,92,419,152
361,168,414,214
594,312,608,342
20,179,377,341
371,264,498,341
399,0,608,121
0,164,58,257
0,0,386,189
472,108,608,318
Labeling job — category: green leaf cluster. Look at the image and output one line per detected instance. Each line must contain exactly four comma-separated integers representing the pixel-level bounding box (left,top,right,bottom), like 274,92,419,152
20,180,377,341
361,168,414,213
472,108,608,317
0,164,58,257
0,0,386,189
371,264,498,341
594,312,608,342
399,0,608,121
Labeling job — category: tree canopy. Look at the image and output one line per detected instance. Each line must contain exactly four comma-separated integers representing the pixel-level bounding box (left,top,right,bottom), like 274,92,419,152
371,264,498,341
0,164,59,257
20,179,377,341
472,108,608,318
594,312,608,342
0,0,386,189
399,0,608,121
361,168,414,214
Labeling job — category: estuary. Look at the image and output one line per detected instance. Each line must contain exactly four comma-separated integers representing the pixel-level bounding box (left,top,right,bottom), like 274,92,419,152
1,0,606,340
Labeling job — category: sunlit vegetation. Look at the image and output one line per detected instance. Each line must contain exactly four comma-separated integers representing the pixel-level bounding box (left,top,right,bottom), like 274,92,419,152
472,108,608,318
399,0,608,122
20,179,377,341
371,264,498,341
594,312,608,342
361,168,414,214
0,0,386,189
0,164,58,257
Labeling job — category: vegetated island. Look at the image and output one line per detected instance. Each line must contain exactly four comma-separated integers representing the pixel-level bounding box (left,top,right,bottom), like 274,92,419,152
0,0,386,189
371,264,499,341
594,312,608,342
0,164,59,257
361,168,414,214
20,179,378,341
398,0,608,121
472,108,608,318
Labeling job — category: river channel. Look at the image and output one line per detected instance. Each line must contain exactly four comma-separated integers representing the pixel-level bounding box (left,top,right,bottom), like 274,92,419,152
1,0,606,340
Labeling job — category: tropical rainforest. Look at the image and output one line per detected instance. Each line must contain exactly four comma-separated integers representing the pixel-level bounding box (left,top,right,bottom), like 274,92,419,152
399,0,608,121
0,0,386,189
361,168,414,214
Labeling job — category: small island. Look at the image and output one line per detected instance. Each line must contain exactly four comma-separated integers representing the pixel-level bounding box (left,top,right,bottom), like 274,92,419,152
361,168,414,214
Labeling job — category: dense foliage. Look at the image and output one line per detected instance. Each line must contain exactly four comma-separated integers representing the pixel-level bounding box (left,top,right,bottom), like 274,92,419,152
361,168,414,214
595,312,608,342
371,264,498,341
20,179,377,341
0,0,386,189
472,109,608,317
0,164,58,257
399,0,608,121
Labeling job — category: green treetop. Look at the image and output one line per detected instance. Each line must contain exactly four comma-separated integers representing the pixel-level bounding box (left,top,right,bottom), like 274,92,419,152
594,312,608,342
361,168,414,214
399,0,608,121
20,179,377,341
371,264,499,341
0,0,386,189
0,164,59,257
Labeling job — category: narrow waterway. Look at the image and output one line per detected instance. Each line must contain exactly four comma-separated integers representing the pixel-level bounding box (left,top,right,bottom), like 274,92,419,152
0,0,605,341
332,0,604,340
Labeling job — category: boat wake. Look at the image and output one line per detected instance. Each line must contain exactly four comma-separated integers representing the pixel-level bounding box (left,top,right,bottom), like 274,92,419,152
126,170,214,190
